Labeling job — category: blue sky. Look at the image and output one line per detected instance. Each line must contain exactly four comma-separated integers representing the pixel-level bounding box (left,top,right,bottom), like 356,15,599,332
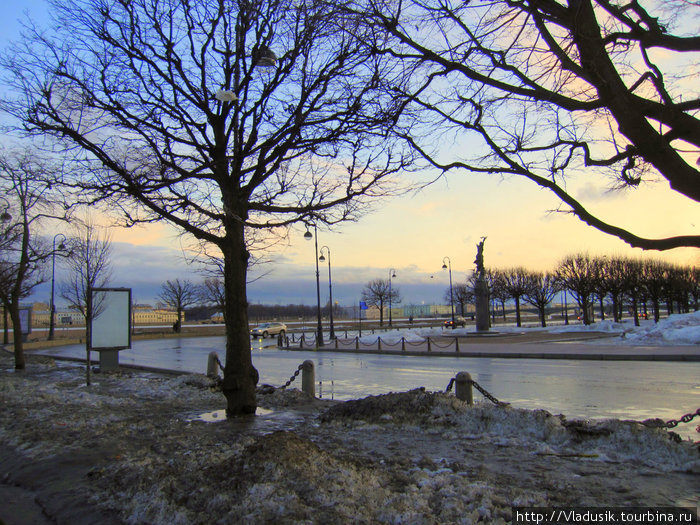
4,0,698,308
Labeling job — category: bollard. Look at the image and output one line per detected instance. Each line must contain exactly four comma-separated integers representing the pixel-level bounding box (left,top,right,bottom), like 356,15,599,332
301,360,315,397
427,337,432,352
401,337,405,352
355,337,359,350
455,337,460,353
455,372,473,405
207,351,220,378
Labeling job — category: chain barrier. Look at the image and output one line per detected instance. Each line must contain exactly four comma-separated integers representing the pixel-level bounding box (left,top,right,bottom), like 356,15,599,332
470,379,508,406
280,363,304,390
215,355,225,371
444,376,507,406
641,408,700,433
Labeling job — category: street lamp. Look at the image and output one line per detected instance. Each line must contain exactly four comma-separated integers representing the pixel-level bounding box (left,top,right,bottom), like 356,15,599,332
304,225,324,346
319,246,335,339
48,233,66,341
388,268,396,327
0,197,11,222
442,257,455,328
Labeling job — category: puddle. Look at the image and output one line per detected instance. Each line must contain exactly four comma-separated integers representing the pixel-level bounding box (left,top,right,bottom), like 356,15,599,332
190,407,273,422
185,407,308,434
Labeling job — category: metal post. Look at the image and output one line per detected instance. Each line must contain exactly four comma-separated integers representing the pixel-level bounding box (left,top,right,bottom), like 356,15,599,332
388,268,396,327
443,257,455,328
455,372,473,405
313,226,324,346
48,233,66,341
320,246,335,339
301,360,315,397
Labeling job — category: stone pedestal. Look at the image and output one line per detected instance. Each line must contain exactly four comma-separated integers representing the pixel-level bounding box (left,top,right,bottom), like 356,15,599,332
475,275,490,332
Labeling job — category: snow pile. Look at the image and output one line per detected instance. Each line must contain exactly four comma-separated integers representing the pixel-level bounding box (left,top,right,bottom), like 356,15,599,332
319,389,699,472
621,311,700,345
359,311,700,346
549,319,626,334
2,351,699,524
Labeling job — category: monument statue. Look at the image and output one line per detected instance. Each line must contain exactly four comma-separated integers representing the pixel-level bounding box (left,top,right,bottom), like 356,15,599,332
473,236,489,332
474,236,486,275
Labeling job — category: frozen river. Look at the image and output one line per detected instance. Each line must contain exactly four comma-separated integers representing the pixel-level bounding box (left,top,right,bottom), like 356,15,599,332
32,335,700,440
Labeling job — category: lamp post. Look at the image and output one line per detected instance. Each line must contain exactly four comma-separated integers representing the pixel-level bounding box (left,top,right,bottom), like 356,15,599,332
319,246,335,339
304,225,324,346
388,268,396,327
48,233,66,341
442,257,455,328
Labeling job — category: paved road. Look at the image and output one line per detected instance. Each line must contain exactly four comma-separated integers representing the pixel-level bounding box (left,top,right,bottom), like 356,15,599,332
293,331,700,361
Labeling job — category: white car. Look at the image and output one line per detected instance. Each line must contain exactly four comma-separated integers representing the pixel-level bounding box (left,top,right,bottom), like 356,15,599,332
250,322,287,338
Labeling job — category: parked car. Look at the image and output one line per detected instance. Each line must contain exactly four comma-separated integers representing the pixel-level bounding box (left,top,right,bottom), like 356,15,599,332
250,322,287,338
443,316,467,328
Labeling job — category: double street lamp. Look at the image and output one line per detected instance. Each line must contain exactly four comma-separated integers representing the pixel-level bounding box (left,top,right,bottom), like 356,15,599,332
48,233,66,341
442,257,455,328
388,268,396,327
319,246,335,340
304,225,324,346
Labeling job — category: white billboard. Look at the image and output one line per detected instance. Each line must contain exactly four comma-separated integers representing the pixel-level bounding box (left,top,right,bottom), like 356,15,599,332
90,288,131,350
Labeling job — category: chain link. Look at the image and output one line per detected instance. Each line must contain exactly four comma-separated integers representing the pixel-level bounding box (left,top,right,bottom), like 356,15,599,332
445,378,455,392
662,408,700,430
470,379,508,406
279,364,304,390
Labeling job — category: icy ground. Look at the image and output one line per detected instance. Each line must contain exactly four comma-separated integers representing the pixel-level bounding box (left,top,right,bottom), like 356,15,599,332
1,350,698,524
359,310,700,346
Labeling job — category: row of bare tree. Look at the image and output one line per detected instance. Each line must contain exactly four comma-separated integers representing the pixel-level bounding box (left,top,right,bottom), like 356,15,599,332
445,255,698,328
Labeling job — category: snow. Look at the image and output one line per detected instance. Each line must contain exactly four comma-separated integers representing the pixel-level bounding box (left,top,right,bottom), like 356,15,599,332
359,310,700,345
1,313,699,523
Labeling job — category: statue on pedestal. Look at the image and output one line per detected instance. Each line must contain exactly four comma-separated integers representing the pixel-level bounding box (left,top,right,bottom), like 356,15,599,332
473,236,489,332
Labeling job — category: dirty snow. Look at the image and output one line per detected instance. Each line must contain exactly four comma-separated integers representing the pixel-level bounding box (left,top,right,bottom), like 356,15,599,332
1,350,698,524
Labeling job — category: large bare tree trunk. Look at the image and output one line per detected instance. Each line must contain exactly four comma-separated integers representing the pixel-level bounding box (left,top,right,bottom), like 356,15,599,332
220,221,258,415
9,300,24,370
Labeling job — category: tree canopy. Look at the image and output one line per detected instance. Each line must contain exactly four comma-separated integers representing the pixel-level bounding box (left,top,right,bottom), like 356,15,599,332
347,0,700,249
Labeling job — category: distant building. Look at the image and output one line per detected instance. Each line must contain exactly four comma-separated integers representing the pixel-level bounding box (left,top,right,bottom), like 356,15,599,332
132,305,178,325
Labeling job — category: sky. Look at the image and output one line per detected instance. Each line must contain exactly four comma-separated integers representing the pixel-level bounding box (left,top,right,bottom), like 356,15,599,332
2,1,698,309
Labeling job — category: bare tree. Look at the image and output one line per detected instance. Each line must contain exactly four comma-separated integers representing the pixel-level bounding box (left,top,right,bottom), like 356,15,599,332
60,217,113,326
2,0,410,414
158,279,200,332
500,267,533,328
641,259,669,323
200,277,226,323
361,278,401,326
486,270,509,323
445,284,473,317
556,254,598,325
522,272,559,328
348,0,700,250
0,149,61,369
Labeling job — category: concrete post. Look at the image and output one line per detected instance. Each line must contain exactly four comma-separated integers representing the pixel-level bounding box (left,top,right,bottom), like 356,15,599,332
207,351,220,378
455,372,473,405
301,360,315,397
